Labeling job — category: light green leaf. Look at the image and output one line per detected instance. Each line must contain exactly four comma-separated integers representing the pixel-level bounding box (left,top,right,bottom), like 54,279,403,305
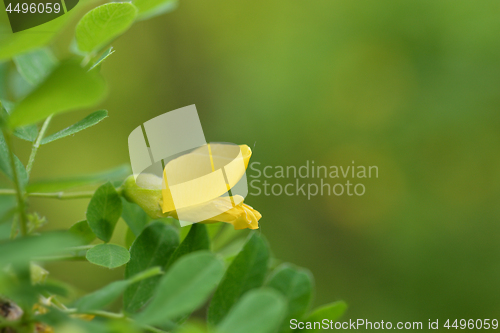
166,223,209,270
27,164,130,193
75,3,138,54
0,131,28,187
89,47,115,71
86,243,130,269
136,251,225,325
208,233,270,326
0,15,70,62
124,222,179,313
8,60,107,128
217,289,287,333
303,301,347,331
0,232,80,267
2,99,38,142
41,110,108,145
86,182,122,242
121,198,149,237
69,220,96,244
13,125,38,142
75,267,162,312
133,0,177,21
13,48,57,86
266,264,314,332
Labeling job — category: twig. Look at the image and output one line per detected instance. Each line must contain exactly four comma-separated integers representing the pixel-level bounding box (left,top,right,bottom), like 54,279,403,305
3,131,28,236
64,309,170,333
0,189,95,199
26,115,53,179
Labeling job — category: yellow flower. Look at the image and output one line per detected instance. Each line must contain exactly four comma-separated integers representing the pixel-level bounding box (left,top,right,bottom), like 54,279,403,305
121,144,261,230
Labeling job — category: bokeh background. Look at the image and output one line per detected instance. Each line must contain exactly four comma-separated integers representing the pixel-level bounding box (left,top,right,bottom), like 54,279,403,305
4,0,500,327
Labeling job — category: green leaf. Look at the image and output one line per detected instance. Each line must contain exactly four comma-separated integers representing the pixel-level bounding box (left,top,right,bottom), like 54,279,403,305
208,233,270,326
0,15,70,62
75,267,162,312
217,289,287,333
123,222,179,313
0,232,80,267
75,3,138,54
13,48,57,86
133,0,177,21
0,131,28,187
89,47,115,71
86,182,122,242
86,243,130,269
1,100,38,142
166,223,209,270
41,110,108,145
266,264,314,332
136,251,225,325
304,301,347,331
27,164,130,193
13,125,38,142
121,198,149,237
69,220,96,244
8,60,107,128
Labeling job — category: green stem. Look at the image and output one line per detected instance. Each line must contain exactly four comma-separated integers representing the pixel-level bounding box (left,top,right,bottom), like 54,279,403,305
4,131,28,236
0,189,95,199
26,114,53,179
64,309,170,333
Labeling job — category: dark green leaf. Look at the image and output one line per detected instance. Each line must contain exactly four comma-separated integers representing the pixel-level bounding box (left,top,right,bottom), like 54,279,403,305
217,289,287,333
41,110,108,145
266,264,314,332
27,164,130,193
86,243,130,269
0,131,28,187
13,48,57,86
69,220,96,244
76,267,162,312
121,197,149,237
89,47,115,71
304,301,347,331
208,233,270,326
86,182,122,242
8,60,107,128
166,223,209,270
124,222,179,313
136,251,224,325
75,3,138,54
133,0,177,21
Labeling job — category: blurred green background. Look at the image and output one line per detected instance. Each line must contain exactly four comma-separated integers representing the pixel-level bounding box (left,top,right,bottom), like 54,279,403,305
4,0,500,327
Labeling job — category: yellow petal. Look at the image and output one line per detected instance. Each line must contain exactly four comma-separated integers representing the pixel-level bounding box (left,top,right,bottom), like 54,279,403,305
167,195,261,230
162,143,252,214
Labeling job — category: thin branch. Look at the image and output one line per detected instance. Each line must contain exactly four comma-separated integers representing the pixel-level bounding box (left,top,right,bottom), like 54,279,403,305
26,114,53,179
4,131,28,236
0,189,95,199
63,309,170,333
